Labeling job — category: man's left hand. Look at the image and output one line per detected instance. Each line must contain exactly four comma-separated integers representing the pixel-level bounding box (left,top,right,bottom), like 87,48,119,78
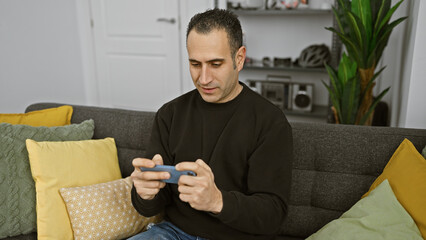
176,159,223,214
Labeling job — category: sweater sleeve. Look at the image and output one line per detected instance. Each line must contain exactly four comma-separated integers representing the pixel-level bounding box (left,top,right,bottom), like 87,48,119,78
211,119,293,235
131,107,174,217
131,185,171,217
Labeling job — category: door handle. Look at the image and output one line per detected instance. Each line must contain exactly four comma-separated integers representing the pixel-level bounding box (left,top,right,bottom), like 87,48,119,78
157,18,176,24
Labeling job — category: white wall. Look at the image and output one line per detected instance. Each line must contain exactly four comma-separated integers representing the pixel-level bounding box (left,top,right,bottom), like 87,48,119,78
0,0,213,113
0,0,425,129
398,0,426,129
0,0,87,113
380,0,409,127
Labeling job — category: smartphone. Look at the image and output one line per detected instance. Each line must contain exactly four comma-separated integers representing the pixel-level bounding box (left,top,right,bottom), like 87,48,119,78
140,165,196,184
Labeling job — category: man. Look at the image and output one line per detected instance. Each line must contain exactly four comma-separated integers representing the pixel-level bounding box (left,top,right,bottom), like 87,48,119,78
130,8,293,240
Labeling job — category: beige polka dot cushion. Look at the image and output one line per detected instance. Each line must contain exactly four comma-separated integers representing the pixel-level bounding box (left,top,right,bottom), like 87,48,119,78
59,177,162,240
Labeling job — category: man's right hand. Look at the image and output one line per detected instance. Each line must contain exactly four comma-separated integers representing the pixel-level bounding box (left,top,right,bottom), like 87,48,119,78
131,154,170,200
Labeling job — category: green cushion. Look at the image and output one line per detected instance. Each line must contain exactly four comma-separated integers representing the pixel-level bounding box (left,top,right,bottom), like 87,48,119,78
0,120,94,238
422,145,426,158
307,179,422,240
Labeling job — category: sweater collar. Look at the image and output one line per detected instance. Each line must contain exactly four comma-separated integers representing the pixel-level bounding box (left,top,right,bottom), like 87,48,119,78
196,81,247,110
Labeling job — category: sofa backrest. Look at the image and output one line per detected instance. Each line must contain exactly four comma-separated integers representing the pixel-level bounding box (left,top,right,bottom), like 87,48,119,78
283,122,426,238
26,103,155,178
26,103,426,238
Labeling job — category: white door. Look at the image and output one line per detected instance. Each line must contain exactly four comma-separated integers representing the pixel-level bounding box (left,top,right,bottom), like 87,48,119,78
90,0,181,111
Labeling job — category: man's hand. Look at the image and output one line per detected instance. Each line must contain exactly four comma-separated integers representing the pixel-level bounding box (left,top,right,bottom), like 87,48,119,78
131,154,169,200
176,159,223,214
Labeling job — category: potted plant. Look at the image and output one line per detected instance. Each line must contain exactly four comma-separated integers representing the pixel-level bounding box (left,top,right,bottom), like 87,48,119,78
323,0,407,125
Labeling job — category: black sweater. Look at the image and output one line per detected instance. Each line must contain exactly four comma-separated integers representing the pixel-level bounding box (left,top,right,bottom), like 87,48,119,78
131,83,293,240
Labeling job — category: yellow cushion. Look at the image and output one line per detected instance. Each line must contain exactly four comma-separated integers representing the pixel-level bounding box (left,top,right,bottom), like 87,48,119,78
26,138,122,240
0,105,73,127
60,177,162,240
362,138,426,238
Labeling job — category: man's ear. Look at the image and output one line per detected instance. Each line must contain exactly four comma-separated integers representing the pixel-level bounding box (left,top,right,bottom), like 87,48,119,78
235,46,246,71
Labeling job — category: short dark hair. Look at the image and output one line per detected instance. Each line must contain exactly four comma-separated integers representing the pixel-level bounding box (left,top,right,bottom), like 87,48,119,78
186,9,243,60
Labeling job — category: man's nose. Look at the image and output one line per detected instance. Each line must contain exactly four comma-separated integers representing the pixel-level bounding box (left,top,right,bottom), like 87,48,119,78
199,66,212,85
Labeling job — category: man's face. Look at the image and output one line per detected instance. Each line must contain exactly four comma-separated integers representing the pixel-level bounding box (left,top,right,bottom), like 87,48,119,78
187,29,246,103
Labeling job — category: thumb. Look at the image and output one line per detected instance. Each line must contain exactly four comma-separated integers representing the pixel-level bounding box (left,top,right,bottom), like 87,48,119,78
152,154,164,165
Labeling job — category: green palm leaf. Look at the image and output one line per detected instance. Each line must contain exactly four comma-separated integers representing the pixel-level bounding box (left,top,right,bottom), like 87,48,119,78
378,0,404,32
374,17,407,62
323,80,343,122
338,53,357,86
341,76,360,124
350,12,369,67
325,63,342,99
325,0,406,125
326,27,362,65
371,0,386,27
352,0,372,45
345,11,364,50
332,7,345,33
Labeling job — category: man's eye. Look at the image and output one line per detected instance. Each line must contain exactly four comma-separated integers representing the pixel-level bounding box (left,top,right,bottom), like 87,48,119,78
191,63,200,67
212,63,221,67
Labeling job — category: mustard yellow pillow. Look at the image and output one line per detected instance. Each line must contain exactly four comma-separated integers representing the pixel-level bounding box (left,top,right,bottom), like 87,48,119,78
0,105,73,126
363,138,426,239
26,138,122,240
60,177,162,240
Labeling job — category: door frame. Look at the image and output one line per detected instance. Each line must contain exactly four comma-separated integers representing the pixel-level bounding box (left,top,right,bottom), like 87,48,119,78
75,0,215,107
75,0,99,106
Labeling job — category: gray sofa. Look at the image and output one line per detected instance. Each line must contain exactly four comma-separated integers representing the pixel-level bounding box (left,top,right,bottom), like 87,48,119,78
5,102,426,240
